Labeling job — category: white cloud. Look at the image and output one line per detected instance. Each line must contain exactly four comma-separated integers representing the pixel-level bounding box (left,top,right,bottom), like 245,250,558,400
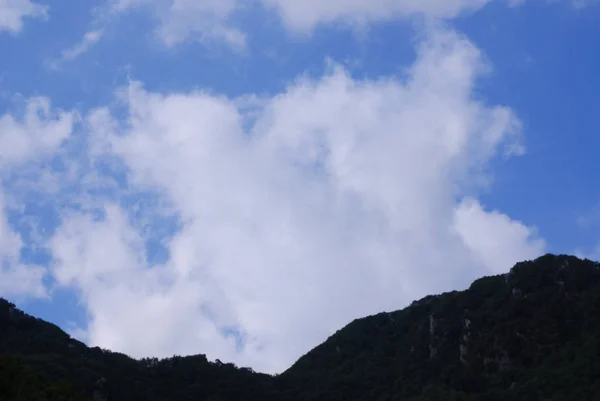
111,0,245,48
0,97,75,299
454,198,544,274
53,30,104,66
0,0,47,33
107,0,523,47
104,0,600,47
0,194,47,298
50,204,240,359
260,0,493,32
39,27,545,374
0,97,75,168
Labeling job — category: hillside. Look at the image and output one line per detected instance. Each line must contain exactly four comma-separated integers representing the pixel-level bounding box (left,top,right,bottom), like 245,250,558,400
1,254,600,400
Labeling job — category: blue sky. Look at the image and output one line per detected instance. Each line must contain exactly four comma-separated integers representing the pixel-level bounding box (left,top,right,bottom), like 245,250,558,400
1,0,599,373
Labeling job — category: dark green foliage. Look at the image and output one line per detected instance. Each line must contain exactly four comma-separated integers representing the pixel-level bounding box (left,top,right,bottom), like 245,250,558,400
0,354,86,401
1,254,600,400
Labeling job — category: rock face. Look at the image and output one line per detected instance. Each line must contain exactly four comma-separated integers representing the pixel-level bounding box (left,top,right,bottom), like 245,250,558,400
2,254,600,401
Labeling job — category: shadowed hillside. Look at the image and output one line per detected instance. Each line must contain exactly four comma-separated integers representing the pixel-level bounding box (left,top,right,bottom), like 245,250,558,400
2,254,600,400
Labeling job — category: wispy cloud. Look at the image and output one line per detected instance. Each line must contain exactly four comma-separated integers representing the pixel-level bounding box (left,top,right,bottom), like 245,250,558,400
110,0,245,48
62,30,104,61
107,0,518,48
577,204,600,229
48,29,104,69
570,0,600,9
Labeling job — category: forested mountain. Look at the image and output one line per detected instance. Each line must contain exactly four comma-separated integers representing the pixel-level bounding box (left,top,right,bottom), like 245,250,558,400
2,254,600,400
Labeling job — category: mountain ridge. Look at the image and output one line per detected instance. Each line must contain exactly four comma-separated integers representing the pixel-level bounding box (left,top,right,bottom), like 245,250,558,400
2,253,600,400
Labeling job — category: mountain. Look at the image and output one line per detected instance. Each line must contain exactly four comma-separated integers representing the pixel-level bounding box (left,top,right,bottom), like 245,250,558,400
1,254,600,400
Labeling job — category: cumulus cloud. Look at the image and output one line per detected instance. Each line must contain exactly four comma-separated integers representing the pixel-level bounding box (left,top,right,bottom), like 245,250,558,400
0,0,47,33
453,198,545,274
33,28,546,374
0,97,75,298
50,203,241,360
0,97,75,168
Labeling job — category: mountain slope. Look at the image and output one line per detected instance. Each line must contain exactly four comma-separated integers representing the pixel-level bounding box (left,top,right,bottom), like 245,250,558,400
2,254,600,401
0,298,275,401
278,254,600,400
